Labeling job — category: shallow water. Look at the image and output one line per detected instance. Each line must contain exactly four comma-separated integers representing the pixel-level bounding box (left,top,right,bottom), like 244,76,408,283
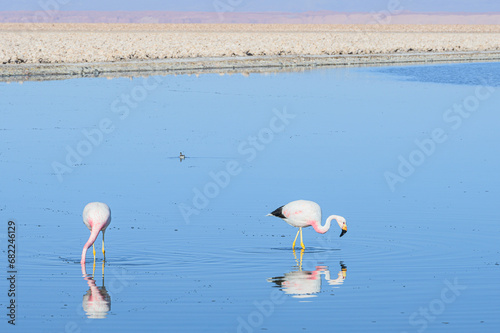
1,62,500,332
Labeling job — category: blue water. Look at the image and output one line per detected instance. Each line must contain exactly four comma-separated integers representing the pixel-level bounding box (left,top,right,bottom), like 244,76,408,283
1,62,499,332
376,62,500,87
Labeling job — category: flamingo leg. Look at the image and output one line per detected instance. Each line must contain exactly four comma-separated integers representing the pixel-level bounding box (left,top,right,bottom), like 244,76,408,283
292,228,301,249
293,248,299,267
102,260,105,286
293,247,305,271
300,227,305,249
102,231,105,257
92,243,96,257
92,256,96,277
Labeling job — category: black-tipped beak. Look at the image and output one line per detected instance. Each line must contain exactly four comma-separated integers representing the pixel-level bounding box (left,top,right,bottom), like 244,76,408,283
339,229,347,237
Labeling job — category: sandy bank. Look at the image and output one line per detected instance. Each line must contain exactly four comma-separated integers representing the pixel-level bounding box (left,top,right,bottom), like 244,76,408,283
1,24,499,80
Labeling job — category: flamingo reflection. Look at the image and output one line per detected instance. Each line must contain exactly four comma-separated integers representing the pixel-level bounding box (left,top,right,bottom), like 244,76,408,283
267,250,347,299
81,260,111,319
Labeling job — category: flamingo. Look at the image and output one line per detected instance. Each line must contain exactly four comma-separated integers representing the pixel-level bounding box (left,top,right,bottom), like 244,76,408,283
267,200,347,249
81,260,111,319
267,262,347,298
81,202,111,264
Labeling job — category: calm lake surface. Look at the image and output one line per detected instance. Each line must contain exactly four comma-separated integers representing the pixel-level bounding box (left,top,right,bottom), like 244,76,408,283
1,62,499,332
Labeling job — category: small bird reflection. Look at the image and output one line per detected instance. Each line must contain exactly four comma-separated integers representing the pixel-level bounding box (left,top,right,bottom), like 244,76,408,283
81,260,111,319
267,249,347,299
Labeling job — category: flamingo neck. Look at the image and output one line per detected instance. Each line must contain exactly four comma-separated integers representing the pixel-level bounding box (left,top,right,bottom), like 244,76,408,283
312,215,340,234
81,227,100,264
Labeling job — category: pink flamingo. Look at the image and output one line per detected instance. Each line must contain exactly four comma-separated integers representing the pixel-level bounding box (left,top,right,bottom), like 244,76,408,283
267,200,347,249
267,263,347,298
81,261,111,319
81,202,111,264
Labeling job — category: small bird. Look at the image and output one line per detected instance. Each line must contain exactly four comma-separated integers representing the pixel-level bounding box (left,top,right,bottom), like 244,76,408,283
179,152,185,161
267,200,347,249
81,202,111,264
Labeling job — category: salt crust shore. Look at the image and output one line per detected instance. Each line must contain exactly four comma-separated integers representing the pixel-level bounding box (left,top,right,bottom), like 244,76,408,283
1,23,499,80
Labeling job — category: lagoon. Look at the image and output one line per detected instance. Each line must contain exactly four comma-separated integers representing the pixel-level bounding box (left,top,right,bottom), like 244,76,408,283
1,62,499,332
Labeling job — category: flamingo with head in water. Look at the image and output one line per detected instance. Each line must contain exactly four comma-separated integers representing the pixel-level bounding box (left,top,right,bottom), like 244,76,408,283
267,200,347,249
81,202,111,264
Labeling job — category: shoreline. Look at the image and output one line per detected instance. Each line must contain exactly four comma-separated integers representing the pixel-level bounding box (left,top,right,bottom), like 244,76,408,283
1,23,499,81
1,51,500,82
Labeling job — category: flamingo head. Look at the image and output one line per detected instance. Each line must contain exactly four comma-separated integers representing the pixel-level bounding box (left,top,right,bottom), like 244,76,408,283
336,216,347,237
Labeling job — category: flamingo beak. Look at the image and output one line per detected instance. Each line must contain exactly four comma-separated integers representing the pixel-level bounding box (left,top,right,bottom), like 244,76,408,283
339,225,347,237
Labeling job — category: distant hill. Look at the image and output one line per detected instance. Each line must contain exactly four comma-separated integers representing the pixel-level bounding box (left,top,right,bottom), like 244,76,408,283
0,10,499,24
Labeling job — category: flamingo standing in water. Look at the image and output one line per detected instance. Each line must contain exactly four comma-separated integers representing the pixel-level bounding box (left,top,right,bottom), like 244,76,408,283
81,202,111,264
267,200,347,249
